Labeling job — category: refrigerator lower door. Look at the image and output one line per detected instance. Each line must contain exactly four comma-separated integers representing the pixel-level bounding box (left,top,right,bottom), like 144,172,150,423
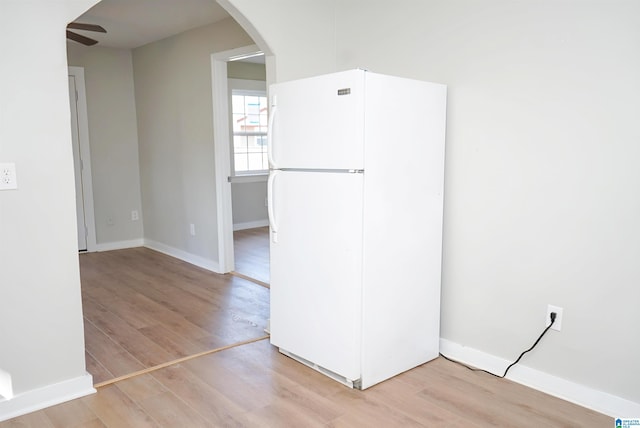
269,170,364,382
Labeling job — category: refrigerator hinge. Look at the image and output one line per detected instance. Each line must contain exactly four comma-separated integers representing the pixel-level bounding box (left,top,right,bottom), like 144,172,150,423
348,169,364,174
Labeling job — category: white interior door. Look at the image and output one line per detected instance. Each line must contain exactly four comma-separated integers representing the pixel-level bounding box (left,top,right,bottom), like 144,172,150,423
269,170,364,380
68,75,87,251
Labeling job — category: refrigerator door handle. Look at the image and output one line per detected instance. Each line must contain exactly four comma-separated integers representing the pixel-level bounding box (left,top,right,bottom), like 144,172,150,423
267,170,280,242
267,97,278,169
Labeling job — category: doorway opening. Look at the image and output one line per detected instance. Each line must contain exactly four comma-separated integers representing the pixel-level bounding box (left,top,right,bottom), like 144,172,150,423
67,0,275,388
212,45,274,286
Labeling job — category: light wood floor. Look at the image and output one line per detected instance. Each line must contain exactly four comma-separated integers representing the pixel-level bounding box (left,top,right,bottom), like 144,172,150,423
79,247,270,385
233,227,270,285
1,339,611,427
1,241,611,426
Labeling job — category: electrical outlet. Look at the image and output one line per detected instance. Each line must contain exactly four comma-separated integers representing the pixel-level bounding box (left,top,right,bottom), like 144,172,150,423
189,223,196,236
131,210,139,221
546,305,563,331
0,163,18,190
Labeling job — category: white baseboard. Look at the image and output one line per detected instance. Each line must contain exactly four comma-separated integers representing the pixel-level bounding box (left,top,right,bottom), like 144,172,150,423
144,239,221,273
95,238,144,252
233,219,269,231
0,373,95,422
0,368,12,400
440,338,640,418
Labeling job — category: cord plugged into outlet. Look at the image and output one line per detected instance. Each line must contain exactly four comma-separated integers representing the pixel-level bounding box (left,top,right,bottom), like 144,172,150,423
546,305,563,331
440,304,561,379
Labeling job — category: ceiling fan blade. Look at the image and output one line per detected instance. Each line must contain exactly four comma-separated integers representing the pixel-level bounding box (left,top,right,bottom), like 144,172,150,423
66,30,99,46
67,22,107,33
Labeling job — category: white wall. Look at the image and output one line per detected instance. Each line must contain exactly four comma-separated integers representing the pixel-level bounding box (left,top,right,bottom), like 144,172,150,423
67,45,144,247
333,0,640,407
227,60,266,80
225,0,639,413
0,0,98,418
133,18,254,264
231,181,267,229
219,0,337,82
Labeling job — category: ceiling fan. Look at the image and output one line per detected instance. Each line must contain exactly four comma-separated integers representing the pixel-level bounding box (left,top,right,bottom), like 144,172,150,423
66,22,107,46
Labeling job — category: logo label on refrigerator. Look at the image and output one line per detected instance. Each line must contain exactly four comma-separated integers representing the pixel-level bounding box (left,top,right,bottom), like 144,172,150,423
337,88,351,96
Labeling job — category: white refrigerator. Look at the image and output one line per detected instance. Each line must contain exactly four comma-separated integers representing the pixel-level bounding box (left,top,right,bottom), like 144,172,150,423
267,69,446,389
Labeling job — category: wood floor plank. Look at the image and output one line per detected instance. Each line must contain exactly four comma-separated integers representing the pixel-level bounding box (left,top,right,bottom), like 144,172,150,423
137,391,212,428
188,345,346,423
257,346,348,399
426,358,611,427
83,351,114,386
180,352,273,412
79,247,270,386
360,374,471,426
234,227,270,284
81,384,159,428
326,387,426,428
42,398,99,428
242,400,329,428
73,420,107,428
1,339,612,427
0,411,56,428
111,270,216,317
83,320,146,380
2,242,614,426
121,291,214,341
83,286,157,330
137,323,204,358
83,298,177,367
425,366,552,426
263,372,346,424
148,364,250,427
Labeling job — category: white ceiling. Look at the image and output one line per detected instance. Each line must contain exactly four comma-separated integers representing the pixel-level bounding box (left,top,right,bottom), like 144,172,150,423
69,0,231,49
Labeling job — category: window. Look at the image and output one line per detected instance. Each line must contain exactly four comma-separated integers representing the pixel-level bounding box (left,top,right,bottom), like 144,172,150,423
231,90,268,175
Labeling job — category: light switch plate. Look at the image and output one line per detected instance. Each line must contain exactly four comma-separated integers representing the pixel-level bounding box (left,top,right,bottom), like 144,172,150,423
0,163,18,190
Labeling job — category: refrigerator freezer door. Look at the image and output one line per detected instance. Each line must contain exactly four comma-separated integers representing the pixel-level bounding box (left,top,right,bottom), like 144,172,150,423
269,170,364,381
269,70,365,170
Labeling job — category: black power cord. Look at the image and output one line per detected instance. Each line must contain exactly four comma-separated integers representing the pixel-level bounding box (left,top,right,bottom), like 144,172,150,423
439,312,557,379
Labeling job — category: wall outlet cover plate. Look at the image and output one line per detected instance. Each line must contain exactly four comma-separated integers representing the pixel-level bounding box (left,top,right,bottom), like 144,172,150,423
0,163,18,190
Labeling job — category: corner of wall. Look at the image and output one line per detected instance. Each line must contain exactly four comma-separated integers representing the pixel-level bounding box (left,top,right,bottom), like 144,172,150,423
0,373,95,423
144,239,222,274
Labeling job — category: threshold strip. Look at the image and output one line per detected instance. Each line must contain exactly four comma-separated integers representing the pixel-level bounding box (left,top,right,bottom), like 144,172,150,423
94,334,270,389
230,271,270,289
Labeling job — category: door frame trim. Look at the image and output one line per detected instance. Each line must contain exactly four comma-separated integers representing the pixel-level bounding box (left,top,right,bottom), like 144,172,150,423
68,66,97,252
211,45,274,273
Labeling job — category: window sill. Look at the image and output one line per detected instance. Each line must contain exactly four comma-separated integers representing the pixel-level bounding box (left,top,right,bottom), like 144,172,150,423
229,173,268,184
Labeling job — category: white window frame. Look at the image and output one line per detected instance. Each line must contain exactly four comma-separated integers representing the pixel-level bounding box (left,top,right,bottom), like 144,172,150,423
228,78,268,183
